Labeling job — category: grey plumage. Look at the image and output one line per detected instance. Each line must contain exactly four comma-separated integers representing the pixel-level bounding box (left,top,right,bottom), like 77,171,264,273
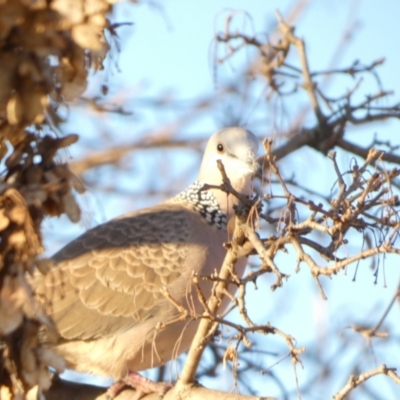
31,127,259,380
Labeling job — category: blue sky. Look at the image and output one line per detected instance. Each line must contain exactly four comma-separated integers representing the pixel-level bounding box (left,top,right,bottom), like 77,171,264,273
113,0,400,106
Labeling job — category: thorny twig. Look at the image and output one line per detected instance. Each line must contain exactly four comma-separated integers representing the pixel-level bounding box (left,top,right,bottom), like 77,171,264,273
333,365,400,400
177,126,400,397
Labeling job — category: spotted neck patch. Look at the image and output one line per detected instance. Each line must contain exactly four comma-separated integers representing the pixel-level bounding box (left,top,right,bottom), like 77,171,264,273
171,181,227,229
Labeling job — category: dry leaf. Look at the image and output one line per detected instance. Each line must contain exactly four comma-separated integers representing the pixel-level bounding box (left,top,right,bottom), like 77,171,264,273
0,52,16,113
0,275,26,335
222,345,237,369
72,23,104,51
23,189,47,205
20,88,48,125
37,368,52,391
37,347,65,374
51,0,84,25
62,191,81,222
0,208,10,231
8,230,26,246
89,12,106,27
8,205,26,225
85,0,109,15
0,1,26,40
6,92,24,125
24,165,43,184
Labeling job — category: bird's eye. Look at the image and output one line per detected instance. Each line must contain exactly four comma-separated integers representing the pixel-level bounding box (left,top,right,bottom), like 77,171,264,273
217,143,224,153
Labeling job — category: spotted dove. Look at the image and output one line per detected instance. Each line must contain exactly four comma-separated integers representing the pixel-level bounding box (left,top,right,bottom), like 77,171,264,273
32,127,259,399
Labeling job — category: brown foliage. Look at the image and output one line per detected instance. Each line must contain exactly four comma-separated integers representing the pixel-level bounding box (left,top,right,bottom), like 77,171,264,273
0,0,114,395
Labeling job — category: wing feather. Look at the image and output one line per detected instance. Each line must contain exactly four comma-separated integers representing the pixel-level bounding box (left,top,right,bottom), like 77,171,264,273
34,204,194,340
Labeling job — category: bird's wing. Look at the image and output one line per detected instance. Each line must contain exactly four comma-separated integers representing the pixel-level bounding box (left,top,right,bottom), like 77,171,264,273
34,203,200,340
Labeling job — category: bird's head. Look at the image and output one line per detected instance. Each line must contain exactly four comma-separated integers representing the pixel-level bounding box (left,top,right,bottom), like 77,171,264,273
198,127,259,217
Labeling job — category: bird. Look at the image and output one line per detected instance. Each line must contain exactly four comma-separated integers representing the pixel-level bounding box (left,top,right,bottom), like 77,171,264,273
31,127,259,399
